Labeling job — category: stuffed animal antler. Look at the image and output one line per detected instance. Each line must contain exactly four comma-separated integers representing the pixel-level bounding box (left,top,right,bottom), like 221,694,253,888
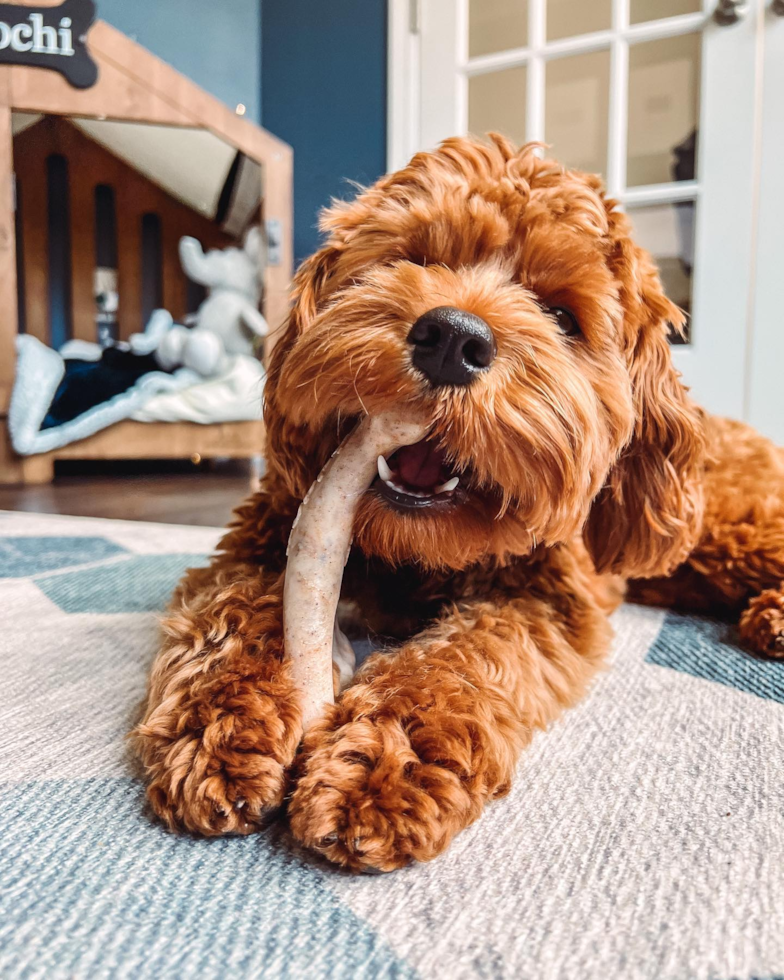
283,411,429,728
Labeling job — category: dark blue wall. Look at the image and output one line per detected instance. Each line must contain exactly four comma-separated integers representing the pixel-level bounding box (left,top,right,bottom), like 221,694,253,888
97,0,262,122
262,0,387,265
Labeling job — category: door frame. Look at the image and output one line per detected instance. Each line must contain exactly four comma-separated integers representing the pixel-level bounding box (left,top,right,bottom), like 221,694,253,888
747,4,784,443
388,0,423,174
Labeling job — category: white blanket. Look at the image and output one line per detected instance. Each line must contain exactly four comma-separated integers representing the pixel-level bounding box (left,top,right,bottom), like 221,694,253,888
130,354,264,424
8,336,197,456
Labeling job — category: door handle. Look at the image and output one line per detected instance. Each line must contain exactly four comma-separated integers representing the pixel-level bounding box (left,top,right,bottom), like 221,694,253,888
714,0,748,23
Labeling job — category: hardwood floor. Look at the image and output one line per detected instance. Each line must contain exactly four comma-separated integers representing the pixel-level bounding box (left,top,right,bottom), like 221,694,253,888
0,459,258,527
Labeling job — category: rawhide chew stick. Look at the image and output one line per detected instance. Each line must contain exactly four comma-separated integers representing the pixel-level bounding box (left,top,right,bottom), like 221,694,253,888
283,411,429,729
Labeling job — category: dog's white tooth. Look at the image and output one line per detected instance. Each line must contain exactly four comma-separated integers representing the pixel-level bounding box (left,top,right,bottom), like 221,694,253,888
377,455,393,482
435,476,459,494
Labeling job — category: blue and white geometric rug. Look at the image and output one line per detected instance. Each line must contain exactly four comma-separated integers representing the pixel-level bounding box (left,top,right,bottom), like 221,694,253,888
1,510,783,980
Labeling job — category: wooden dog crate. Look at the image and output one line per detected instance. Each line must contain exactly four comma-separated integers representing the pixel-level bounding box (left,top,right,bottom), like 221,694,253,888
13,115,236,343
0,10,292,484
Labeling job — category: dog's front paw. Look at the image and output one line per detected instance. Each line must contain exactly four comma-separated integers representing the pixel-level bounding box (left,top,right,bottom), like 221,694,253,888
136,667,302,836
740,588,784,659
288,710,484,873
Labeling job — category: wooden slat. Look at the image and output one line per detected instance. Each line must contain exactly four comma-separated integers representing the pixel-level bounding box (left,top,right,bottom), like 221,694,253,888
7,58,193,128
116,183,142,340
161,210,187,321
51,119,98,343
51,419,265,460
17,122,49,342
69,172,96,341
0,416,265,485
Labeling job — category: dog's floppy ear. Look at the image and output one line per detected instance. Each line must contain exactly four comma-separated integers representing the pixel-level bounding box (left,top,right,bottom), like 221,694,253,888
267,187,380,385
262,240,346,495
584,228,705,577
269,244,341,365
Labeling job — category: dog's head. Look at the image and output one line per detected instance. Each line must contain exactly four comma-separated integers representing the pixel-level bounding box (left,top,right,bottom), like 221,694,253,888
265,135,704,575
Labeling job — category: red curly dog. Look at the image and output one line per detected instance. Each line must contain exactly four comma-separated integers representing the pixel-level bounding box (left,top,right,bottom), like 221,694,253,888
135,136,784,872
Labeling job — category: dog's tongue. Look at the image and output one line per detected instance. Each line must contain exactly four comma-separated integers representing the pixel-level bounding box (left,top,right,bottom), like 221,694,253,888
395,439,446,489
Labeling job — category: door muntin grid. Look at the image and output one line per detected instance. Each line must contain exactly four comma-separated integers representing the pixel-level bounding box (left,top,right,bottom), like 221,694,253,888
464,0,706,342
409,0,758,419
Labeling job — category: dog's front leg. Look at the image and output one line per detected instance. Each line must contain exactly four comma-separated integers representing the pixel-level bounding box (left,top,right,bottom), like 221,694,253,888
133,495,303,836
289,557,611,872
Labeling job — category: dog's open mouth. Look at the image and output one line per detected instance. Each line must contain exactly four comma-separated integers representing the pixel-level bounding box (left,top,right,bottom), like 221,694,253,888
372,437,467,510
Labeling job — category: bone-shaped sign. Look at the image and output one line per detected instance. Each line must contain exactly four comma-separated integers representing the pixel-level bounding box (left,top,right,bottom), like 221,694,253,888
0,0,97,90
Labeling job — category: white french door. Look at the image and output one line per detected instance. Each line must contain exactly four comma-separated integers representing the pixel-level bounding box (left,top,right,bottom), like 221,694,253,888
747,5,784,442
389,0,784,441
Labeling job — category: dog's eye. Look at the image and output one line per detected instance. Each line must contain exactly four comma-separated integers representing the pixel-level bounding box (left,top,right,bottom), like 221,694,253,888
547,306,581,337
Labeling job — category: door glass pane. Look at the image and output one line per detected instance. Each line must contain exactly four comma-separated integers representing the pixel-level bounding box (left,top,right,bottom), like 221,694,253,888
544,50,610,175
469,0,528,58
468,67,527,145
627,201,696,343
630,0,700,25
547,0,611,41
627,33,701,187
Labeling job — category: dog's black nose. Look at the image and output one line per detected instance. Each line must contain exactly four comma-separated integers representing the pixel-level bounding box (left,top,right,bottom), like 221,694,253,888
407,307,496,386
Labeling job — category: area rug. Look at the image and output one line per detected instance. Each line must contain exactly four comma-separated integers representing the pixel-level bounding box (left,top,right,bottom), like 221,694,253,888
1,510,783,980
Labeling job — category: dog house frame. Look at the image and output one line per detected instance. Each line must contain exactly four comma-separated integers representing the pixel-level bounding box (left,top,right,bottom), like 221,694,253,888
0,17,292,483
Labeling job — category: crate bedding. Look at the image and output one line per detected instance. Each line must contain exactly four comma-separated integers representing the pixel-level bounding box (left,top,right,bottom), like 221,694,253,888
8,230,267,456
8,324,264,456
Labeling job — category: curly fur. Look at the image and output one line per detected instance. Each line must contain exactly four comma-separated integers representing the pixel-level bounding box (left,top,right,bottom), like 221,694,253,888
134,135,784,871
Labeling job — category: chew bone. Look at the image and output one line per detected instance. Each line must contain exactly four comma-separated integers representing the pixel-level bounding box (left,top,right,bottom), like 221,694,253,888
283,411,429,728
